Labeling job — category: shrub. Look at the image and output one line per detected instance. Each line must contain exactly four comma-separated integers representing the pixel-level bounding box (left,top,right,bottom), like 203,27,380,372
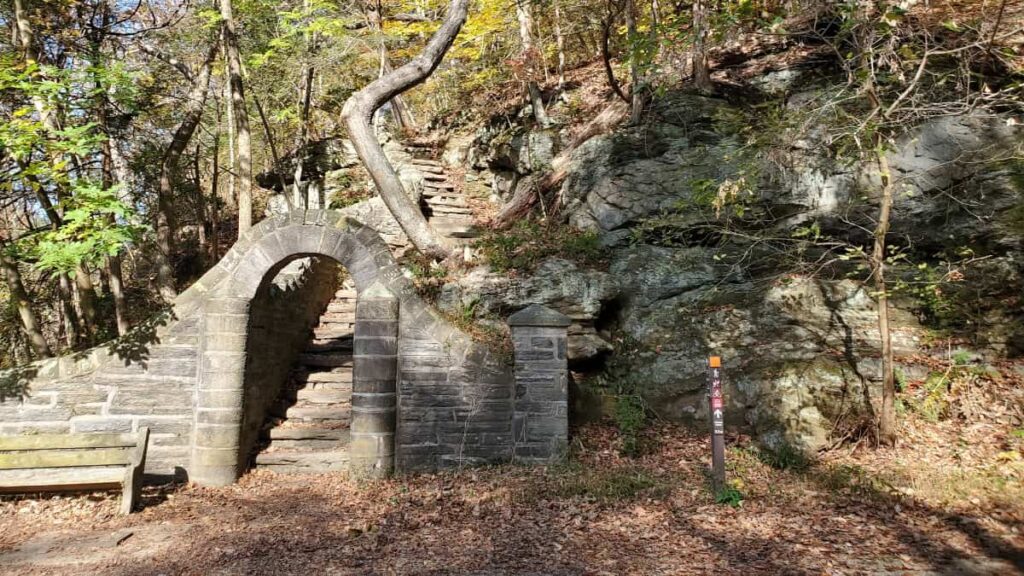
475,220,603,273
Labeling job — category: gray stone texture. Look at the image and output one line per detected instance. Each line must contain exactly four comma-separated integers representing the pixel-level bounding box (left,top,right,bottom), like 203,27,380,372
351,282,399,478
510,313,570,464
0,210,554,485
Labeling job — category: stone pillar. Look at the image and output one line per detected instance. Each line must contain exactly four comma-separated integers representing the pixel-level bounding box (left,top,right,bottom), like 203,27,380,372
191,296,249,486
350,281,398,478
508,304,570,464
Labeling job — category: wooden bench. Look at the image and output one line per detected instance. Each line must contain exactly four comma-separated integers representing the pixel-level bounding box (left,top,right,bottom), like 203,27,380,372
0,428,150,515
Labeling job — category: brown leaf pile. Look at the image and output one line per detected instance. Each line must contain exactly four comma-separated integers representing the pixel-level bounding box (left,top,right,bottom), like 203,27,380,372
1,418,1022,576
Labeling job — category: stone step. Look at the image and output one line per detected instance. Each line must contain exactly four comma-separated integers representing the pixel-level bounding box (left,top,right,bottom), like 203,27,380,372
270,426,349,440
426,196,468,208
300,369,353,384
307,339,353,353
296,387,352,404
405,146,437,155
269,438,349,451
320,312,355,322
335,289,358,299
430,222,479,238
299,353,354,368
430,206,474,216
255,449,350,473
326,302,356,314
412,163,445,174
313,329,355,340
299,375,354,387
285,405,352,421
295,380,353,393
422,172,449,183
422,182,456,194
425,194,467,204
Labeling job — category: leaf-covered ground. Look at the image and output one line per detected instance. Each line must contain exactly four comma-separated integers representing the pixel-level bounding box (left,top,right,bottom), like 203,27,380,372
1,418,1022,576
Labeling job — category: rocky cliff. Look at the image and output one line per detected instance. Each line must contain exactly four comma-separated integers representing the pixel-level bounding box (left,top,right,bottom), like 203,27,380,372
436,76,1023,454
266,70,1023,456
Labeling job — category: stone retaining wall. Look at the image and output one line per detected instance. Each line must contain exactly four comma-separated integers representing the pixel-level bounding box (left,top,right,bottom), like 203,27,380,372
0,211,570,484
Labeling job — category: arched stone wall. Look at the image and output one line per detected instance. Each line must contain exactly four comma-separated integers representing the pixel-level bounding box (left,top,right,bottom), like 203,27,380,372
191,212,409,486
1,209,572,487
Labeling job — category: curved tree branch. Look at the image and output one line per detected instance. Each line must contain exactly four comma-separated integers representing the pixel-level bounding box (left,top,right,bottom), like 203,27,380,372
341,0,469,258
601,1,630,104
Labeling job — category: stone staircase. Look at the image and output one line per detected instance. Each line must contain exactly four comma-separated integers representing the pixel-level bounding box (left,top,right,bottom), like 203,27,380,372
403,143,480,246
254,282,356,474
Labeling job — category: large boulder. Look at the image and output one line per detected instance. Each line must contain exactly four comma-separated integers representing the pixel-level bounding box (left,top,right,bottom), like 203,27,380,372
605,242,926,454
559,95,744,232
772,110,1024,253
437,258,620,363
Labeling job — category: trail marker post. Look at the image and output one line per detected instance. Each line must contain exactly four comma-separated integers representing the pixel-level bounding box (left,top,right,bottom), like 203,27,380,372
708,356,725,491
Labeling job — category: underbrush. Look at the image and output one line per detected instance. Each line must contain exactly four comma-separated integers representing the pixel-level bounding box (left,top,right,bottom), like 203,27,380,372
589,336,653,456
474,219,603,274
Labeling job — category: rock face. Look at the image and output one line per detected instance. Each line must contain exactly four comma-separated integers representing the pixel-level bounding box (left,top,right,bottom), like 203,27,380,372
266,88,1023,456
606,242,925,454
437,258,619,364
500,89,1024,454
467,124,561,202
559,95,742,232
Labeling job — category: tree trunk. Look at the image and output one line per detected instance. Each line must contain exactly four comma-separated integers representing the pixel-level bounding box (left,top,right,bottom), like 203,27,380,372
210,111,222,263
57,273,79,349
554,0,566,91
102,140,129,336
252,93,292,212
292,62,316,207
341,0,470,259
220,0,253,233
106,256,129,335
155,41,219,302
601,2,629,104
224,79,238,211
18,0,100,341
515,0,551,127
0,247,51,358
365,0,418,132
107,140,133,337
692,0,713,94
874,150,896,446
625,0,644,123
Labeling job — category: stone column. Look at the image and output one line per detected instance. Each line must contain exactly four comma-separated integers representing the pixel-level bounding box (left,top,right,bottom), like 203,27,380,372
191,296,249,486
508,304,570,464
350,281,398,478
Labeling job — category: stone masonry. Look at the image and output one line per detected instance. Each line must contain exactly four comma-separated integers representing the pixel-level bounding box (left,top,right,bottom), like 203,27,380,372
509,305,571,463
350,282,399,478
0,210,569,485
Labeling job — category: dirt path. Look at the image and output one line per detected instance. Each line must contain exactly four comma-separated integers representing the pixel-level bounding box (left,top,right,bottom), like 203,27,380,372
2,423,1022,575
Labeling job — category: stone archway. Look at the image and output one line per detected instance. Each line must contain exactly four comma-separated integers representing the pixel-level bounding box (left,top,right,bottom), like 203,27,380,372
190,213,404,486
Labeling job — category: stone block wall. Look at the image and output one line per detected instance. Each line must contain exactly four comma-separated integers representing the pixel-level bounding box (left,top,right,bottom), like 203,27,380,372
0,212,571,484
0,257,338,478
394,295,516,471
0,311,200,477
509,305,571,463
351,282,399,477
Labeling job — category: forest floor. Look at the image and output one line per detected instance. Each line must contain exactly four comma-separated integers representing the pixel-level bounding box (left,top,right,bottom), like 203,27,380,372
1,416,1022,576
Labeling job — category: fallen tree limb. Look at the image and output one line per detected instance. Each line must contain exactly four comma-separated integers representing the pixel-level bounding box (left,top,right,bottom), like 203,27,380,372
492,100,629,228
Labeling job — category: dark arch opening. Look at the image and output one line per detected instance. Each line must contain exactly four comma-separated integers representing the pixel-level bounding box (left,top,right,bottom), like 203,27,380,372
239,256,355,474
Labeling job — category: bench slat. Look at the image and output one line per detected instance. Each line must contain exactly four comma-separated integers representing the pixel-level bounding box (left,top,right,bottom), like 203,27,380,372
0,447,133,470
0,433,140,451
0,466,125,491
